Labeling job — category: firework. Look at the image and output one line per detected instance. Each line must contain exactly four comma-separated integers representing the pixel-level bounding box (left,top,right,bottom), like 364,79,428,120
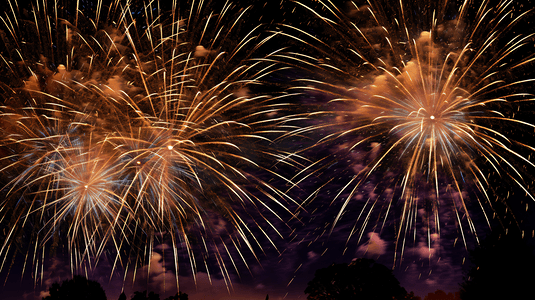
0,0,295,285
277,0,535,261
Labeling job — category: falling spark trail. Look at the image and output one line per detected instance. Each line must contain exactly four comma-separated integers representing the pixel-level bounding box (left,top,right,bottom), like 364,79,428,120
0,0,298,287
277,0,535,263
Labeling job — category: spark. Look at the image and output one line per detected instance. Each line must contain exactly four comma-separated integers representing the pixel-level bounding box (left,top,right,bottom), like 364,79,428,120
0,0,296,286
280,0,535,262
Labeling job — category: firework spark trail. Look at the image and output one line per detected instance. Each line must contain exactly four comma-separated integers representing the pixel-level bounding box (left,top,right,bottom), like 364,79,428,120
277,0,535,262
0,0,297,286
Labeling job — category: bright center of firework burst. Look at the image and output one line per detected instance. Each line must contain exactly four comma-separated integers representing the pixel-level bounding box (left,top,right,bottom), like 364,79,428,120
430,115,435,120
167,145,173,150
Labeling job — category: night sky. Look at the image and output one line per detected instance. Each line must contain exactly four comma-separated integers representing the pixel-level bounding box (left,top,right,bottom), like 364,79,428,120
2,0,535,299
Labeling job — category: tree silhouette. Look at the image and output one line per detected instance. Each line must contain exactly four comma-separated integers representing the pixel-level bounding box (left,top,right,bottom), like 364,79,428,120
118,292,127,300
163,292,188,300
43,275,107,300
424,290,459,300
131,291,160,300
304,258,408,300
405,291,421,300
460,229,535,299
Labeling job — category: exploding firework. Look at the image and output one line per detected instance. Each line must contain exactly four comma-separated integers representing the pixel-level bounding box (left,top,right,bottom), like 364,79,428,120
0,0,295,285
277,0,535,261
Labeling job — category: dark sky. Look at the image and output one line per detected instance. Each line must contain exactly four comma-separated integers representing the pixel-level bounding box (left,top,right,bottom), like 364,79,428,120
2,0,535,299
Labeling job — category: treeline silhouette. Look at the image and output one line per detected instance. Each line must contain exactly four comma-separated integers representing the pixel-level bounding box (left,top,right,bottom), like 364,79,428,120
42,229,535,300
304,229,535,300
42,276,188,300
304,258,420,300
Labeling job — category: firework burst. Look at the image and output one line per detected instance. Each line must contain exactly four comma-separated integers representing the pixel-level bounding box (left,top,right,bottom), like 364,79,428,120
277,0,535,260
0,0,295,285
